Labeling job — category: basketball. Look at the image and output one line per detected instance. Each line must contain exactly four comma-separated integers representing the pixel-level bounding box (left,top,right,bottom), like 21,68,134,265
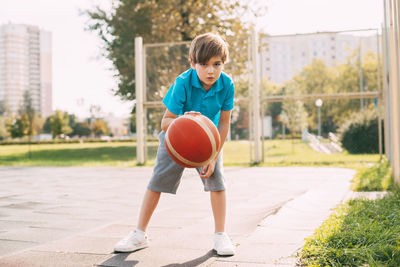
165,114,221,168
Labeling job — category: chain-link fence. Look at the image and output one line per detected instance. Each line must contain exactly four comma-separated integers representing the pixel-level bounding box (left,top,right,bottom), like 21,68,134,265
136,29,383,165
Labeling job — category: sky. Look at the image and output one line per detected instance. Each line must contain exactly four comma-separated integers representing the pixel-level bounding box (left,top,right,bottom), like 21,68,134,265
1,0,383,119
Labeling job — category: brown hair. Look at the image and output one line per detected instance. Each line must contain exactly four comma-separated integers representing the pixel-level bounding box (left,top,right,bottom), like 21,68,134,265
189,33,229,64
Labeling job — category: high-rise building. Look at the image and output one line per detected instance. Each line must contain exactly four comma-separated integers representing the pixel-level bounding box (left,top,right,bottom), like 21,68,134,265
261,32,379,84
0,23,52,117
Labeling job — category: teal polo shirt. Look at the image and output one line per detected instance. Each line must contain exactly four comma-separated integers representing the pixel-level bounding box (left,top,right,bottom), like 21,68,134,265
162,68,235,126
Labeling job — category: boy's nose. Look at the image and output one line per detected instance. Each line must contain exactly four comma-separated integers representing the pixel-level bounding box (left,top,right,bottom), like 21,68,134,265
207,66,215,73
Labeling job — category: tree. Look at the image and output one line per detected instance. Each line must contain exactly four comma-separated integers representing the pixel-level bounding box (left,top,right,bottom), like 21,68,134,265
331,49,381,126
0,100,8,140
0,100,6,116
19,91,38,158
92,119,108,137
289,59,335,133
67,114,77,137
285,49,381,134
261,79,285,136
281,99,308,153
0,116,7,140
72,122,91,137
281,100,308,137
85,1,268,140
9,118,26,139
5,93,35,140
130,111,136,134
85,0,263,102
230,79,251,139
6,92,44,142
49,110,73,138
42,117,52,134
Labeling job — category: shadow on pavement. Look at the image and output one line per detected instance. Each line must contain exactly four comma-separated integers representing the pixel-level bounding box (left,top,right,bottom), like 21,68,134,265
161,250,216,267
99,253,139,267
98,250,217,267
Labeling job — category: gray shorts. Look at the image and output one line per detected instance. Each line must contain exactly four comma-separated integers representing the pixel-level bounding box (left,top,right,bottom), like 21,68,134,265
147,131,226,194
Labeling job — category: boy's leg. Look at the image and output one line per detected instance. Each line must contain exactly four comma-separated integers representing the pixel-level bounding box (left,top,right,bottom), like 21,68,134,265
115,131,185,253
138,130,185,232
198,153,228,233
210,190,226,233
114,189,160,253
211,189,235,256
137,189,161,232
201,154,235,256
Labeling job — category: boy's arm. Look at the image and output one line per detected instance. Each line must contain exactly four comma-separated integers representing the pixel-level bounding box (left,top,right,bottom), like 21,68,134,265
161,109,178,132
199,110,231,178
217,110,232,155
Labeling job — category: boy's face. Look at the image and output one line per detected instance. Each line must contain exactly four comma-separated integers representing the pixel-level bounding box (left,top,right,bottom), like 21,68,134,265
191,56,224,91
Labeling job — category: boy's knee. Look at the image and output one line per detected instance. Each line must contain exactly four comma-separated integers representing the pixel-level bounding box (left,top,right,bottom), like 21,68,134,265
210,190,226,194
147,189,161,196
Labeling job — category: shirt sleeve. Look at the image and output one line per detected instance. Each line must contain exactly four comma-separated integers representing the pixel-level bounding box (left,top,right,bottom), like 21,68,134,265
162,77,186,115
222,79,235,111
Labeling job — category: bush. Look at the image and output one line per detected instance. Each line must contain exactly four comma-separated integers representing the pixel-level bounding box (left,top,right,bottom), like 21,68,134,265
339,110,383,154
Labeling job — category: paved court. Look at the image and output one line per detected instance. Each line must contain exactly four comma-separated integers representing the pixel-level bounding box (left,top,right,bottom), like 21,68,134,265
0,166,355,266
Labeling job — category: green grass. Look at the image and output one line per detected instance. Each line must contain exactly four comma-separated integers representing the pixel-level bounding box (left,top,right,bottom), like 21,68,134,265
0,142,157,167
252,139,378,168
298,189,400,267
351,158,394,192
223,139,379,169
0,139,379,167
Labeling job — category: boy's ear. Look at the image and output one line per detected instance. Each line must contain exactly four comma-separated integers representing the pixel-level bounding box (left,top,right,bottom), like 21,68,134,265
189,59,196,69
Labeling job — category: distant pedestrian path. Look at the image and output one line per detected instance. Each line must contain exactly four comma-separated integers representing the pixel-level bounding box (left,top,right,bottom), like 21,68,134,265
0,166,354,266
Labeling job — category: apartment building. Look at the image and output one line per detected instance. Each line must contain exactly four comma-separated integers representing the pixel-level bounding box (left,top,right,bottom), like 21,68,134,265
261,32,378,84
0,23,52,117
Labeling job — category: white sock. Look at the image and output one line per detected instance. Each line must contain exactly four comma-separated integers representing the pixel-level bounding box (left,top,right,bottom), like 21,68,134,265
135,229,146,235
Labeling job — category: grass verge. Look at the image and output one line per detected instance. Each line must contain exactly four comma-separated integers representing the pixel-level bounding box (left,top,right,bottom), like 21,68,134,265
0,139,380,167
298,189,400,266
351,158,393,191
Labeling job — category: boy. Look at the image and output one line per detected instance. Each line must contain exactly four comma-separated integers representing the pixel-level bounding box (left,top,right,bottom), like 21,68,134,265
114,33,235,256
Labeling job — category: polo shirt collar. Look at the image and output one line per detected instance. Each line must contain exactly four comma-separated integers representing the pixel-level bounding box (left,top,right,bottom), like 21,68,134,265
191,69,224,96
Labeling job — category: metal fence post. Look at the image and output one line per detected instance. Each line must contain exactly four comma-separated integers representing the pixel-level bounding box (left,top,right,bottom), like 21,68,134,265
252,30,261,163
135,37,145,165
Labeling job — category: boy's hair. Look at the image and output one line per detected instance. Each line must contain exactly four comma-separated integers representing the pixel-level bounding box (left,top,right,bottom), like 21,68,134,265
189,33,229,64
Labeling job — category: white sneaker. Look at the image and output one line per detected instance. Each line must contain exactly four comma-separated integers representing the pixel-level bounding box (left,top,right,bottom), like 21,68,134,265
213,232,235,256
114,229,149,253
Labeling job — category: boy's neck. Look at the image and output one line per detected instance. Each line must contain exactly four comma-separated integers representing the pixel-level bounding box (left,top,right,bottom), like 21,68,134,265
201,82,212,91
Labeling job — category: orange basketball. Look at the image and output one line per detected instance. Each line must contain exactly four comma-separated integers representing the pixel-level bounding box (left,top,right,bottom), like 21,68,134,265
165,114,221,168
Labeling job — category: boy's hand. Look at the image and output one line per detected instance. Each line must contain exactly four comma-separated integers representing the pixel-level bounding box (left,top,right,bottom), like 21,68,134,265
200,159,217,179
184,111,201,116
